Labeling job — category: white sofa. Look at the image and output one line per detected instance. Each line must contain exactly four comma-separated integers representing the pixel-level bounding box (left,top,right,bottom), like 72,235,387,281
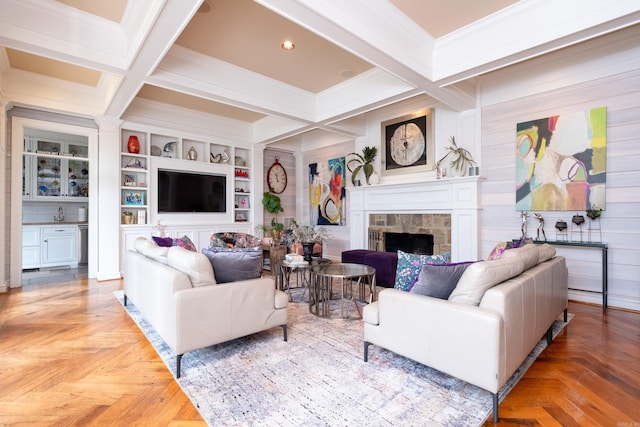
124,237,288,378
363,243,568,423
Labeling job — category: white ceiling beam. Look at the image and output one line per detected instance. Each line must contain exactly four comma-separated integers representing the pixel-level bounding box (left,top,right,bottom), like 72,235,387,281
257,0,476,111
104,0,202,118
434,0,640,85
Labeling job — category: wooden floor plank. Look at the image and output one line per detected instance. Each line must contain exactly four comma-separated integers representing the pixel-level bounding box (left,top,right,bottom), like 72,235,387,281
1,278,638,425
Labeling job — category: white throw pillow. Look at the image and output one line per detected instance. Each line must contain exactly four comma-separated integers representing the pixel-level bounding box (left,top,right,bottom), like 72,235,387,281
501,243,539,271
448,256,525,306
167,246,216,287
537,243,556,263
133,236,169,264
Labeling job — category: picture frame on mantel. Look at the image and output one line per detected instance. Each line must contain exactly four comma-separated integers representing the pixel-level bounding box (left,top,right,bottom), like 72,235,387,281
381,109,435,176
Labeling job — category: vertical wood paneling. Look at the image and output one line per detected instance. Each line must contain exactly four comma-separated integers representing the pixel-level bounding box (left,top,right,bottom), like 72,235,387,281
480,69,640,310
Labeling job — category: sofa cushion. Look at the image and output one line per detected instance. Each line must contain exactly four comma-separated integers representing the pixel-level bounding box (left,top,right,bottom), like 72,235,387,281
394,251,451,291
409,262,475,299
202,247,262,283
134,237,169,263
448,256,525,305
537,243,556,263
167,246,216,287
501,242,539,270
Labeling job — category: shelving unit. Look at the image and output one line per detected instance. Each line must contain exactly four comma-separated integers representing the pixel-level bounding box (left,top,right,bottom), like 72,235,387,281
120,128,253,226
23,137,89,200
233,147,251,223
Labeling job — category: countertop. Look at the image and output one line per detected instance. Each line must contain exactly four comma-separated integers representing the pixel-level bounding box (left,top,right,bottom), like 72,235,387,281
23,222,88,226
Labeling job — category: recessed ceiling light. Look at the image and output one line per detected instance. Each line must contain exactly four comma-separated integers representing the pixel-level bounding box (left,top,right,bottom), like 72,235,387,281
281,40,295,51
340,69,356,79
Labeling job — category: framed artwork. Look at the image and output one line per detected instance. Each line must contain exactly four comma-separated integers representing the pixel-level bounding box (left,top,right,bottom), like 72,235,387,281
516,106,607,211
381,109,434,176
124,174,136,186
309,158,346,226
124,192,145,205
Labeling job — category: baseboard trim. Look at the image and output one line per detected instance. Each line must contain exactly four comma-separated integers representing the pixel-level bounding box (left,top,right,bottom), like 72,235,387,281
96,271,122,282
568,289,640,312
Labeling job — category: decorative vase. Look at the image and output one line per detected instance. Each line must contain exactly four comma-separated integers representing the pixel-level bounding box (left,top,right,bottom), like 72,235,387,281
302,242,314,262
271,229,281,246
368,171,379,185
127,135,140,154
187,146,198,160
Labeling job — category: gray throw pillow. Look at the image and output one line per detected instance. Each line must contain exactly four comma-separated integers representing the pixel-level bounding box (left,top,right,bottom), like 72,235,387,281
201,247,262,283
409,262,475,299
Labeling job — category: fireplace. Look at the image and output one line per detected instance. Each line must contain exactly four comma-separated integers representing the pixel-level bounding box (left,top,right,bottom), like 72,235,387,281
348,178,482,262
384,232,433,255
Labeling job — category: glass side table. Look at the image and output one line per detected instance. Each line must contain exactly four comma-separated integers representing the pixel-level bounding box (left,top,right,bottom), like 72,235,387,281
279,257,331,302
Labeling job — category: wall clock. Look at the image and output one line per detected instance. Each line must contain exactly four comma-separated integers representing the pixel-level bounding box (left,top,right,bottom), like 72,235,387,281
267,158,287,193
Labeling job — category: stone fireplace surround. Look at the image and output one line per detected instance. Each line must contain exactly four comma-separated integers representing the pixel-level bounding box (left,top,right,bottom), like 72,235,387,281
347,177,482,263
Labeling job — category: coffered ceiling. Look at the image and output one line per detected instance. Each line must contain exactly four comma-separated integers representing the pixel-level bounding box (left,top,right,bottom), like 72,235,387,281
1,0,638,147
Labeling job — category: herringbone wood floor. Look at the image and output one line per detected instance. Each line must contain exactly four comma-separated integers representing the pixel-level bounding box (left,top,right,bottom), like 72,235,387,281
1,278,638,426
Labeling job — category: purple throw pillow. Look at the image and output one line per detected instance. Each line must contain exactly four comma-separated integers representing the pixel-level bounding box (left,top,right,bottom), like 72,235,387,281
152,236,174,247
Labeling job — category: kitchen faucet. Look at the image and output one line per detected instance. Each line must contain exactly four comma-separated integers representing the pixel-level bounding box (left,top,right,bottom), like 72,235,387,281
54,206,64,222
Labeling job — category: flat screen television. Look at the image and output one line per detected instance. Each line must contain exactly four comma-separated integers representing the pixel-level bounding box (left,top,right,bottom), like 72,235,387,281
157,169,226,213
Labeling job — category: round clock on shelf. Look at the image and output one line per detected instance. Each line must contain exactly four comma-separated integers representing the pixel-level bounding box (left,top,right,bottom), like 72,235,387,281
267,158,287,194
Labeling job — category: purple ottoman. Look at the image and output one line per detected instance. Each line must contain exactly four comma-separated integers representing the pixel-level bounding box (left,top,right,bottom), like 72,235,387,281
363,251,398,288
341,249,371,265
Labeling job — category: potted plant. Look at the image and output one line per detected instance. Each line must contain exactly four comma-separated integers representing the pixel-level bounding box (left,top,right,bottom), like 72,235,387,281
262,189,284,244
436,136,476,177
289,220,331,261
347,146,378,185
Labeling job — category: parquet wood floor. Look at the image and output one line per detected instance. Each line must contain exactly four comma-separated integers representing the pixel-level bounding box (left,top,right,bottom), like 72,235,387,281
1,278,638,425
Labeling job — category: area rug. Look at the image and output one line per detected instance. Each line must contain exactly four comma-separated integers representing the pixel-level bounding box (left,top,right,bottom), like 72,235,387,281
114,288,571,426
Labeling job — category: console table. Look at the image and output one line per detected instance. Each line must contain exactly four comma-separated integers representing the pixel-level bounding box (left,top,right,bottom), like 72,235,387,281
534,240,608,311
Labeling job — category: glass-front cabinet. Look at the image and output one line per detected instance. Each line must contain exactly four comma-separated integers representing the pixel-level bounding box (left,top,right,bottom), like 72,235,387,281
23,137,89,200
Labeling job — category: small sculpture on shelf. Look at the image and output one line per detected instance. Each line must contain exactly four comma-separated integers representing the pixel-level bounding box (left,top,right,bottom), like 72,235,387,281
571,214,586,242
520,211,530,239
534,212,546,241
555,219,568,241
586,207,603,242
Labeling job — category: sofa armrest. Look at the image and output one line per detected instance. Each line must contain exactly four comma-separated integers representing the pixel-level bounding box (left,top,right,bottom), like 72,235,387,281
365,288,506,392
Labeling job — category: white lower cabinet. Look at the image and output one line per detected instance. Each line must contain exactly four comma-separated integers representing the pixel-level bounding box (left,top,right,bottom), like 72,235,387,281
22,226,41,269
22,225,79,269
41,226,78,267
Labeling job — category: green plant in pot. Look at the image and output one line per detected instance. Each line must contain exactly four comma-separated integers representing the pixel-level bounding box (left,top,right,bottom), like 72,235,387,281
347,146,378,185
436,136,476,176
262,189,284,244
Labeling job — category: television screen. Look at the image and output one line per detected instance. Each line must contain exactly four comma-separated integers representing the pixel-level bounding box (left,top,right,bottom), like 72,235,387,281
158,169,226,213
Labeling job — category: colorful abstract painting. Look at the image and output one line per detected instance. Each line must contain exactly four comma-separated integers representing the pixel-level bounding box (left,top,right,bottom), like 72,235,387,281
516,107,607,211
309,158,346,226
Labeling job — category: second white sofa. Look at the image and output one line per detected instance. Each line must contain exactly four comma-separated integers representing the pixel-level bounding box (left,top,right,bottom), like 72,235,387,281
363,243,568,423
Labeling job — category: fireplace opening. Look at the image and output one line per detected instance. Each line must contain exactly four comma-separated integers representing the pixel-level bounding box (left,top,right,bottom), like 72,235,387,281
384,232,434,255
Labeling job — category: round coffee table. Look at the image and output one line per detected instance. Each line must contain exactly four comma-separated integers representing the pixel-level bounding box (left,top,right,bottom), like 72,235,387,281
310,263,376,319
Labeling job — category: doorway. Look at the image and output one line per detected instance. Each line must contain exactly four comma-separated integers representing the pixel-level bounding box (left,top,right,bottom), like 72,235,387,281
10,117,98,288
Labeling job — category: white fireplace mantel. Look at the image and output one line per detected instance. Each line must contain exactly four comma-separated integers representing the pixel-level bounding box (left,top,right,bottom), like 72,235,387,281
347,176,483,262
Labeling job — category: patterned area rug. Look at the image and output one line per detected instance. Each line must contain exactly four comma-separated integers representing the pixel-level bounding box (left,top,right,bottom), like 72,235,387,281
114,288,571,426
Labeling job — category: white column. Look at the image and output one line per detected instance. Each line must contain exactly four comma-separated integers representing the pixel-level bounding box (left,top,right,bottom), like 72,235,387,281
95,117,123,280
0,100,8,292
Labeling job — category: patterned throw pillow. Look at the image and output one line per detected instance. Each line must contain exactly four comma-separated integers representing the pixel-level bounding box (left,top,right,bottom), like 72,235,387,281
394,250,451,292
174,235,197,252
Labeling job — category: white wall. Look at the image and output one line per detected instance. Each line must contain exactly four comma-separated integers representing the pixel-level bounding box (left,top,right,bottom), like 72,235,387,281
477,26,640,311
